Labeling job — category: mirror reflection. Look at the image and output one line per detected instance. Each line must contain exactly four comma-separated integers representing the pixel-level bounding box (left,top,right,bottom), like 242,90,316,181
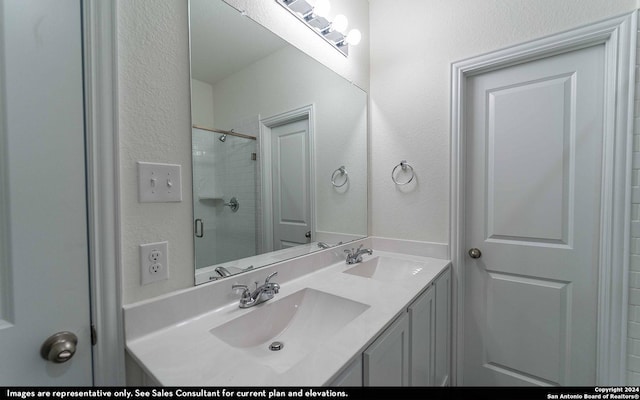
190,0,368,285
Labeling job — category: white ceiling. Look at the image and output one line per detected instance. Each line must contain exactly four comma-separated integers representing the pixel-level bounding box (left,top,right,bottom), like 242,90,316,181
190,0,287,86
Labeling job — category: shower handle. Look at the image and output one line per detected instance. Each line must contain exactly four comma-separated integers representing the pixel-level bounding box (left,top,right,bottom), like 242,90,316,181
224,197,239,212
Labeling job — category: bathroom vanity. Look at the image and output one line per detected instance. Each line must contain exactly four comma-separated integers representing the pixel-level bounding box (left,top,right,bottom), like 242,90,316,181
331,265,450,386
124,239,451,386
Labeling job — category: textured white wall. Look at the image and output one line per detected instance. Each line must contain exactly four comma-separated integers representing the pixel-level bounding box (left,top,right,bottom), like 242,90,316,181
369,0,638,244
118,0,193,304
118,0,370,305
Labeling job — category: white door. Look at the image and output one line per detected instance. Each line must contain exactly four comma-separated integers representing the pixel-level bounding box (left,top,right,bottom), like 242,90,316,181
0,0,93,385
271,119,311,249
463,43,605,385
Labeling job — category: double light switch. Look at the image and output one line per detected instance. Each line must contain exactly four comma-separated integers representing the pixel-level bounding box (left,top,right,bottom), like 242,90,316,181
137,161,182,203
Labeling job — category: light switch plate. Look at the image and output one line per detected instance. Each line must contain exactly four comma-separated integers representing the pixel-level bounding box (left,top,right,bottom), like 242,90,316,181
140,241,169,285
137,161,182,203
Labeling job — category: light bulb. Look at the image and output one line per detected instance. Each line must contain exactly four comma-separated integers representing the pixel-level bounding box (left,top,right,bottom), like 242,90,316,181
306,0,317,7
332,14,348,33
314,0,331,18
346,29,361,46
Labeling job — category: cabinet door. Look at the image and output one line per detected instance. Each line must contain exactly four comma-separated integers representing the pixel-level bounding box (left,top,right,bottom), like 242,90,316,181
434,267,451,386
409,285,436,386
328,356,363,386
363,313,409,386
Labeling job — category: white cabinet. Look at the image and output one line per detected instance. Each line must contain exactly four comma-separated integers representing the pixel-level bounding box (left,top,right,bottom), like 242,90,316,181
363,313,410,386
329,356,362,387
434,267,451,386
409,285,436,386
341,264,451,388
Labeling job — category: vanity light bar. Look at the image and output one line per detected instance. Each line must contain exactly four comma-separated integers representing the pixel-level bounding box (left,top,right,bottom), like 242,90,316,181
276,0,361,57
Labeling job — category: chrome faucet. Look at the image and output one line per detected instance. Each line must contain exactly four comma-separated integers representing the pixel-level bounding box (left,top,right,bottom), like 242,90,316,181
215,266,232,277
317,241,343,249
344,244,373,264
232,271,280,308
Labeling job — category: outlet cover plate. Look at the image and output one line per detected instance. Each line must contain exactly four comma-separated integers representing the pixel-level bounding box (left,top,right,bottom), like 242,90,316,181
140,241,169,285
137,162,182,203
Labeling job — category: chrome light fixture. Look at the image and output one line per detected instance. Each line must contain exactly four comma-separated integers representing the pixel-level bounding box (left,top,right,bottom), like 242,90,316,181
276,0,362,57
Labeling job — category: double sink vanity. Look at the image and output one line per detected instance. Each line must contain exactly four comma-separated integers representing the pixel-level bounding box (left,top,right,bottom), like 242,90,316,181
124,238,451,386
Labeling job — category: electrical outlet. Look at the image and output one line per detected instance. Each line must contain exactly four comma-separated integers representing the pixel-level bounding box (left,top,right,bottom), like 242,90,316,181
149,249,161,263
140,241,169,285
149,263,162,274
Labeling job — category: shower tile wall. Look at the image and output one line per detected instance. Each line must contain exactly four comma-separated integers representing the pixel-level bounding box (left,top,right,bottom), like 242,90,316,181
214,129,258,265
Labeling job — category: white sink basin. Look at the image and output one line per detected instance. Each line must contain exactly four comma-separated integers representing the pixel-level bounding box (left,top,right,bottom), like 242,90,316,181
343,256,427,282
209,288,369,373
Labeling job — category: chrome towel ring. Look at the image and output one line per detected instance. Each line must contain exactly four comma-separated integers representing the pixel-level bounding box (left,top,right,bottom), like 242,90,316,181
331,166,348,188
392,160,415,185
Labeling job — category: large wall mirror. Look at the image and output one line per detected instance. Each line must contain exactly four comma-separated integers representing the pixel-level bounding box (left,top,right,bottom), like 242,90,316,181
189,0,368,285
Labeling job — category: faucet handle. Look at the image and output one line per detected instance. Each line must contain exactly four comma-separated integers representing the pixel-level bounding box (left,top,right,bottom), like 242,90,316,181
265,271,278,284
232,284,250,299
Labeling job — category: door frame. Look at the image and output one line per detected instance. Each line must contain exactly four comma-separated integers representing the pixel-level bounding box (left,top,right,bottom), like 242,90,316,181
83,0,125,385
450,11,637,385
259,105,316,252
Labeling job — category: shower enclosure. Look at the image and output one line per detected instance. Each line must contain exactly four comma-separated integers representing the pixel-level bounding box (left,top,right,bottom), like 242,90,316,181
192,122,260,271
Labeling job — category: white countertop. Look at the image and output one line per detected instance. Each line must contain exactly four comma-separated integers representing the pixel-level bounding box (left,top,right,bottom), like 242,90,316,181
125,250,450,386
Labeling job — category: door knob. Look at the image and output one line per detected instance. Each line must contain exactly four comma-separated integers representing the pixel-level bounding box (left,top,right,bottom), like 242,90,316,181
468,248,482,259
40,331,77,363
305,231,311,238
